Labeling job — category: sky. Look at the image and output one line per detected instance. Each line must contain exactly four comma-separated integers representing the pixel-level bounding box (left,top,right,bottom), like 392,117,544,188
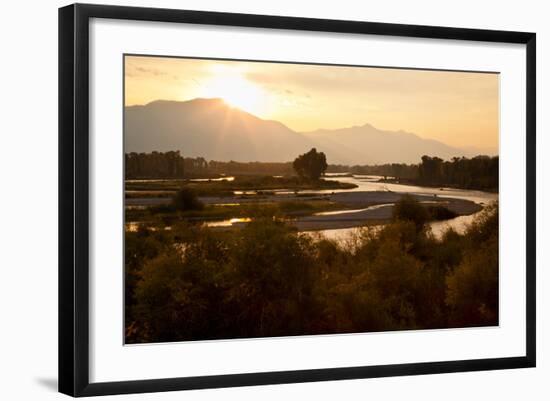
125,55,499,152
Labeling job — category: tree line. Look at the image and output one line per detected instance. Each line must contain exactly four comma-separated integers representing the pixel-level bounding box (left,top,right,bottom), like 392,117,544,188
126,150,498,191
126,151,208,178
418,155,498,190
125,151,293,178
328,163,418,179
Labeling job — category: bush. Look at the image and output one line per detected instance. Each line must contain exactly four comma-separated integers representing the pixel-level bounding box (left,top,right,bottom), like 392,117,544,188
392,195,428,230
445,204,499,327
131,227,228,342
125,203,500,342
172,188,203,211
226,219,318,337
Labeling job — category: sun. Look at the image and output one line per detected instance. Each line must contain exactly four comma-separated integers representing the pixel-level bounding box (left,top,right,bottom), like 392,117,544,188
201,73,266,115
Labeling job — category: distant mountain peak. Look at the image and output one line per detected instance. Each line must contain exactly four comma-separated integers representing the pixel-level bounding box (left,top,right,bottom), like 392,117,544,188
125,98,476,164
125,98,311,163
307,122,379,134
141,97,229,109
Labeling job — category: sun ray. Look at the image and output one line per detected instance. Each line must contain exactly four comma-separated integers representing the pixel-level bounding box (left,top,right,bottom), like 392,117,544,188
199,72,267,115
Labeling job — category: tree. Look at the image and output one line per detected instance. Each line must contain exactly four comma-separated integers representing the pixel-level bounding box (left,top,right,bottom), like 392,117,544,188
292,148,328,180
418,155,444,184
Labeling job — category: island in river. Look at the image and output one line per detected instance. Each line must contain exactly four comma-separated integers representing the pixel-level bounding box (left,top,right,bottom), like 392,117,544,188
125,173,497,241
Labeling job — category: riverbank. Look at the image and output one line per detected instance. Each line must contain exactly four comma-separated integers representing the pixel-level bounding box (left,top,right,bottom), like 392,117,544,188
289,192,480,231
126,175,357,197
125,171,494,235
127,190,482,234
376,177,499,194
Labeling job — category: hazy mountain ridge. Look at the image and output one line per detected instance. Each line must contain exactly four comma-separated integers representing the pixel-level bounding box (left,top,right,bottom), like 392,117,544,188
125,99,315,162
302,124,478,164
125,98,482,164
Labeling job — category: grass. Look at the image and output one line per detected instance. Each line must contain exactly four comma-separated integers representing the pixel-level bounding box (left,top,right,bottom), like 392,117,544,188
125,175,357,197
125,199,347,226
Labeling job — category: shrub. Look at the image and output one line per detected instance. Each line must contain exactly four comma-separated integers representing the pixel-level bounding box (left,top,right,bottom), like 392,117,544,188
226,219,318,337
172,188,203,211
392,195,428,230
445,204,499,327
125,203,500,342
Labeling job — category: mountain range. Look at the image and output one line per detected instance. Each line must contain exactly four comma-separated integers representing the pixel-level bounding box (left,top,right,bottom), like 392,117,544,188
125,98,490,165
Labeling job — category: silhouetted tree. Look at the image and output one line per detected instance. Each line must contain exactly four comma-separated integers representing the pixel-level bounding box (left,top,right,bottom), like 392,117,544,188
419,155,444,184
293,148,328,180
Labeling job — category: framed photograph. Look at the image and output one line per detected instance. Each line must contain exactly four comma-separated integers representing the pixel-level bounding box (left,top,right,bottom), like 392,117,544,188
59,3,536,397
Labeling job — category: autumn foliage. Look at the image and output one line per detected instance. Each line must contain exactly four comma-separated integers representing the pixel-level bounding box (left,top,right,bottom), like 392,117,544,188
125,198,498,343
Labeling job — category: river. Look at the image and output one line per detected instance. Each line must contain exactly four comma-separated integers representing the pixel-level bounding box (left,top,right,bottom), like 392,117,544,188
203,174,497,242
128,174,497,242
304,174,497,242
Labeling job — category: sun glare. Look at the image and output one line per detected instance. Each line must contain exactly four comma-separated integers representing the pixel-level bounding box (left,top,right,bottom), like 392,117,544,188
201,73,267,115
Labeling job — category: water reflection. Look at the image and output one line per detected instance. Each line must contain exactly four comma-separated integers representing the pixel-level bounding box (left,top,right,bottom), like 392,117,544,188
189,176,235,182
206,217,252,227
304,210,482,245
323,175,497,205
127,174,496,243
126,222,172,232
314,203,394,216
301,173,496,244
126,176,235,183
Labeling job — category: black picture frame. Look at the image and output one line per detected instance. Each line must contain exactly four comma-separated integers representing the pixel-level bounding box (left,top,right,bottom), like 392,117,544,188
59,3,536,397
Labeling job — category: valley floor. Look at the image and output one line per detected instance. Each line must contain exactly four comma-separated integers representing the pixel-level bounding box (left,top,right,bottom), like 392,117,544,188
126,190,481,232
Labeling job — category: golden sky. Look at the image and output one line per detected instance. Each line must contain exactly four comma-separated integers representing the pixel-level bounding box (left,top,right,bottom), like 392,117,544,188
125,55,499,152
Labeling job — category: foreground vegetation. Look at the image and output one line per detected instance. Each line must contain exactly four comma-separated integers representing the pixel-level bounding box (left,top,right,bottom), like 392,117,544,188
125,197,498,343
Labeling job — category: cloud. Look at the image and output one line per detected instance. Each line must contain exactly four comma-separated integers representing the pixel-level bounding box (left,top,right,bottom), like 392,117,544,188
245,65,497,100
126,64,168,78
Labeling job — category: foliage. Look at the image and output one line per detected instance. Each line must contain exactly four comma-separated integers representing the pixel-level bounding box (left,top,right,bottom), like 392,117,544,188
208,160,294,176
125,198,499,343
418,155,498,190
126,151,294,178
126,151,497,191
328,162,418,180
126,174,356,196
392,194,429,231
330,155,498,191
445,204,499,326
126,151,208,179
171,188,203,211
293,148,328,180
